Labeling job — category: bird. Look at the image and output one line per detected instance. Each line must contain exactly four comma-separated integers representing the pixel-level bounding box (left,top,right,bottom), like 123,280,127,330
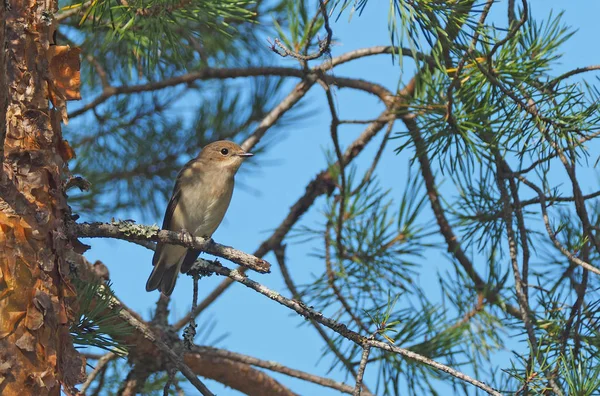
146,140,253,296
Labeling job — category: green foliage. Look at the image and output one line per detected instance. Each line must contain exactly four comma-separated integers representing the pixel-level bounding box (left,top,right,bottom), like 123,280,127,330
62,0,256,69
272,0,325,57
71,279,131,356
333,0,481,63
56,0,600,393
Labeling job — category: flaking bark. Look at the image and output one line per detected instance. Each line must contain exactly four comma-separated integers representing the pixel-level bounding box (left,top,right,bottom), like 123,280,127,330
0,0,85,394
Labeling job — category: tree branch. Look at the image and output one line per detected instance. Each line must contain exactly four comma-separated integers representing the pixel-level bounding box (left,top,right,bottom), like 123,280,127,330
116,307,214,396
241,75,317,152
273,245,372,394
269,0,332,62
192,346,357,395
518,176,600,276
403,115,522,320
69,253,300,395
550,64,600,86
352,344,371,396
68,45,410,119
186,259,502,396
71,221,271,274
183,352,297,396
80,352,116,394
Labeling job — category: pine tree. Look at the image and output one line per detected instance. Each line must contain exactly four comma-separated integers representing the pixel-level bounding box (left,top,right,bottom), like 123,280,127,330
1,0,599,395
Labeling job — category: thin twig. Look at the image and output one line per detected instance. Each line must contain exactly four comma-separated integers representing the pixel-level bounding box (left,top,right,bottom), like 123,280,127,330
494,156,551,394
323,82,347,260
163,368,177,396
183,273,199,350
352,344,371,396
80,352,116,394
489,0,528,58
351,120,394,195
518,176,600,276
269,0,332,61
507,0,516,25
445,0,495,129
90,363,109,396
325,223,370,334
339,117,395,124
549,64,600,87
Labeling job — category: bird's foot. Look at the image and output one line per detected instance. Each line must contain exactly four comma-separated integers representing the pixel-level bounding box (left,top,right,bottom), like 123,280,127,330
179,229,194,246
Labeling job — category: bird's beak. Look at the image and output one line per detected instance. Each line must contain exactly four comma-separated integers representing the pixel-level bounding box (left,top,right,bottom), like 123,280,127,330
237,152,253,158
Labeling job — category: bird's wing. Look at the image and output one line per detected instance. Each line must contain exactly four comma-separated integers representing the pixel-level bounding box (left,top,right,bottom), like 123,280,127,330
161,156,200,231
152,157,201,269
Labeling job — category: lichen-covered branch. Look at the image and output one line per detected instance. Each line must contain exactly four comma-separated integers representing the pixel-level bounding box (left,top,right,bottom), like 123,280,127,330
72,221,271,273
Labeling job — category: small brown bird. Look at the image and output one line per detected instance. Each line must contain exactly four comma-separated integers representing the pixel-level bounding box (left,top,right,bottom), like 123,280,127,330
146,140,252,295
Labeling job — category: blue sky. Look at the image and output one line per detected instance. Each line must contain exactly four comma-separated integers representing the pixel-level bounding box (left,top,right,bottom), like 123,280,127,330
75,1,600,394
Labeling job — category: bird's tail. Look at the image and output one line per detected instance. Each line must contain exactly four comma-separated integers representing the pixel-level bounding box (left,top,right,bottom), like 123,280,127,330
146,243,186,296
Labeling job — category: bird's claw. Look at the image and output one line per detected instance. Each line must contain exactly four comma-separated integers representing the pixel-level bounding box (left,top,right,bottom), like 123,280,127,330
179,229,193,245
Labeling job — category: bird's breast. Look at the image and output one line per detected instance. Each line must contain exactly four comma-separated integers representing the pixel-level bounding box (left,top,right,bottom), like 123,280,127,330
179,174,234,238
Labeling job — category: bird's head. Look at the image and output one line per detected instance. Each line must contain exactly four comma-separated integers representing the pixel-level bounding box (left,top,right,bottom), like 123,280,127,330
198,140,253,173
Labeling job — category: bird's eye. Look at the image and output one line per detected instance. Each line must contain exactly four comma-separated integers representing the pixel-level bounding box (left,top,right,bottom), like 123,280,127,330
220,148,229,155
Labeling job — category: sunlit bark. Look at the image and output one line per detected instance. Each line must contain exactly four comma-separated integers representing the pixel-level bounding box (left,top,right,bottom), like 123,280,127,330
0,0,85,394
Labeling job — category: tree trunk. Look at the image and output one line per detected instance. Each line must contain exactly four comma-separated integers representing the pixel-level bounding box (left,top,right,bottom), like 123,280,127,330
0,0,85,394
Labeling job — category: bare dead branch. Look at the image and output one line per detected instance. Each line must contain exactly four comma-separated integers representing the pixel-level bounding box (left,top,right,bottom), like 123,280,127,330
325,46,433,70
69,45,409,120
